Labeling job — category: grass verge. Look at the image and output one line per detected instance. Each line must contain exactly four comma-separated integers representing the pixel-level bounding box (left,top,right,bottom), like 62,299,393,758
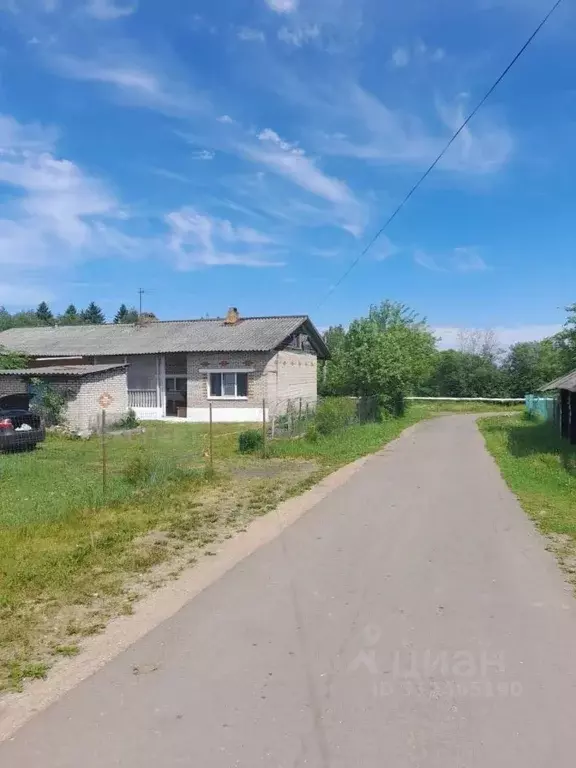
479,415,576,582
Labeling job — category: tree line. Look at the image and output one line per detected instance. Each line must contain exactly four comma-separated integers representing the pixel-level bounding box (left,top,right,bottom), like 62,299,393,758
0,302,157,330
320,300,576,406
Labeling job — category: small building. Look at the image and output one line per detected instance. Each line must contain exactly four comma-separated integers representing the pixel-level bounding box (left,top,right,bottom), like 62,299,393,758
541,368,576,444
0,364,128,434
0,309,328,423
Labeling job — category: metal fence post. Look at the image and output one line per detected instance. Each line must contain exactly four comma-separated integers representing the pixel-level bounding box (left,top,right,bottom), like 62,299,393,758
101,408,107,498
262,398,267,457
208,402,214,473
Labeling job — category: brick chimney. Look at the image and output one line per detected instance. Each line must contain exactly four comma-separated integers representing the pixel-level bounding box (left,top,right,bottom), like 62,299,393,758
224,307,240,325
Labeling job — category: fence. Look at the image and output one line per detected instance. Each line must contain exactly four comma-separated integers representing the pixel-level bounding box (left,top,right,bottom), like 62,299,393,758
267,395,384,440
525,394,558,422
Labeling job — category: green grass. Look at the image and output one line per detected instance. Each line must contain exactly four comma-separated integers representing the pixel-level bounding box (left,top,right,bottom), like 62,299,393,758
412,400,524,414
479,415,576,538
0,422,247,527
269,406,429,466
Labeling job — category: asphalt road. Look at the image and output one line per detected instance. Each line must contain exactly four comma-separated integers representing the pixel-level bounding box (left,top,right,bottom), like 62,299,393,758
3,414,576,766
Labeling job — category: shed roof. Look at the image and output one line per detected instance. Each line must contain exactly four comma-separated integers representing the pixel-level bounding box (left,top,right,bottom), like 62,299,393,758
541,368,576,393
0,316,328,358
0,364,127,378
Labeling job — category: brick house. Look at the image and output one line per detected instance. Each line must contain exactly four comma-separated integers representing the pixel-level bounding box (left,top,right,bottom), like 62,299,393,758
0,309,328,423
0,364,128,434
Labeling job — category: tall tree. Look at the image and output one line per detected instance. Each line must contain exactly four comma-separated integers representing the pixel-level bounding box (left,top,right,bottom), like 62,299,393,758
503,338,565,397
555,303,576,373
81,302,106,325
36,301,54,325
319,325,347,396
0,307,12,331
424,350,507,398
114,304,139,324
10,310,42,327
368,300,425,331
339,316,436,412
59,304,82,326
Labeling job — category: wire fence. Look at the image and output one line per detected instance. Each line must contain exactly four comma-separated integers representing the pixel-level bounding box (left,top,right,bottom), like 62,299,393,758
525,394,558,423
1,392,386,526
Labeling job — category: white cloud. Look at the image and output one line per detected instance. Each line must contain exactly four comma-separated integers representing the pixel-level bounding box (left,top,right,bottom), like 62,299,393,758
451,247,488,273
278,24,320,47
434,325,563,350
316,84,513,174
265,0,298,12
237,27,265,42
85,0,136,20
217,114,235,124
165,206,283,269
414,246,488,273
391,47,410,68
247,126,365,235
0,112,143,273
191,149,215,160
150,167,191,183
51,53,205,118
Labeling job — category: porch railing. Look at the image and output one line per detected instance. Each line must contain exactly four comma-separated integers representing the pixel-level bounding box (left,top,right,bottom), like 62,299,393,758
128,390,158,408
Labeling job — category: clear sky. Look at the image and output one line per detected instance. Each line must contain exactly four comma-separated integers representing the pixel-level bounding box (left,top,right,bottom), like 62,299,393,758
0,0,573,345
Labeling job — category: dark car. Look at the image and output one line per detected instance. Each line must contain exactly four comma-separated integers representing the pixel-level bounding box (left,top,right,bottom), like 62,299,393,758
0,394,46,452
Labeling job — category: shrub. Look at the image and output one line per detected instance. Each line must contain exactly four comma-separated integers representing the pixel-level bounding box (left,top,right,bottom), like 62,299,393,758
315,397,357,436
356,396,385,424
115,408,140,430
122,451,156,485
238,429,264,454
305,424,320,443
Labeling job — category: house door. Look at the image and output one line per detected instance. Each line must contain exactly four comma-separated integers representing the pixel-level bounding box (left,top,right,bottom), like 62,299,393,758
165,377,187,417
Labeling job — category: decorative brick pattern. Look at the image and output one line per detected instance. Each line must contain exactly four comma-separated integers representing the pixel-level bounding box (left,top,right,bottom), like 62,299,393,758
187,352,274,410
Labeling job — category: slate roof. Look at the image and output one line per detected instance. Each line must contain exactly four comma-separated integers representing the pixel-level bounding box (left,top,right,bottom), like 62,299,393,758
0,316,328,358
0,364,127,377
541,368,576,393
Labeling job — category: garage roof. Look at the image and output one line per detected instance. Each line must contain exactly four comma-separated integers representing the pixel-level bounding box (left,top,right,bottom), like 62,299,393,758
0,364,127,377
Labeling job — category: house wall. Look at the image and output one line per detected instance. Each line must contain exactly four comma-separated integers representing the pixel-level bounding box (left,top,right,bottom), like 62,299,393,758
0,370,128,435
186,351,274,422
0,376,28,397
65,369,128,434
267,349,318,416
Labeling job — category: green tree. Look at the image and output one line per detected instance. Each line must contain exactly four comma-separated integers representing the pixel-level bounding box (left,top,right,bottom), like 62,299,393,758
114,304,139,324
555,303,576,373
318,325,347,396
9,310,42,327
59,304,82,326
423,349,507,398
0,307,12,331
503,339,564,397
339,317,436,413
368,300,425,331
0,347,29,370
81,302,106,325
35,301,54,325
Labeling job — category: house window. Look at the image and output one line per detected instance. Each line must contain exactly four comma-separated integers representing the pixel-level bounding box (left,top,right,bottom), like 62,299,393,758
209,372,248,399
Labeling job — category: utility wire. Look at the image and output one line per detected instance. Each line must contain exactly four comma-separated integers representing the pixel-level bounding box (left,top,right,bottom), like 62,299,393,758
317,0,565,309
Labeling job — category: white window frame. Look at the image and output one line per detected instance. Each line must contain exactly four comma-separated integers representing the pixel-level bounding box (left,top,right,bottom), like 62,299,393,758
201,369,253,400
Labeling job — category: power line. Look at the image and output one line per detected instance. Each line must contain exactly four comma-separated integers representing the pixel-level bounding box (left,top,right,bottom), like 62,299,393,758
316,0,565,309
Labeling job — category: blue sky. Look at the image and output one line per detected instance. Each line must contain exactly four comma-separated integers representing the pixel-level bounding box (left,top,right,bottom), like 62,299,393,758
0,0,574,345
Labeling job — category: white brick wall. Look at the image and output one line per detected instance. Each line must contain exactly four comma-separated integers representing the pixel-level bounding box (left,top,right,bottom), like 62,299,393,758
70,369,128,433
0,369,128,434
266,349,318,415
187,352,273,410
0,376,28,397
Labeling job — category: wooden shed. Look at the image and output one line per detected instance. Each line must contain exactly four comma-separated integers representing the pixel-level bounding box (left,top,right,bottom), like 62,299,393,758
542,368,576,444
